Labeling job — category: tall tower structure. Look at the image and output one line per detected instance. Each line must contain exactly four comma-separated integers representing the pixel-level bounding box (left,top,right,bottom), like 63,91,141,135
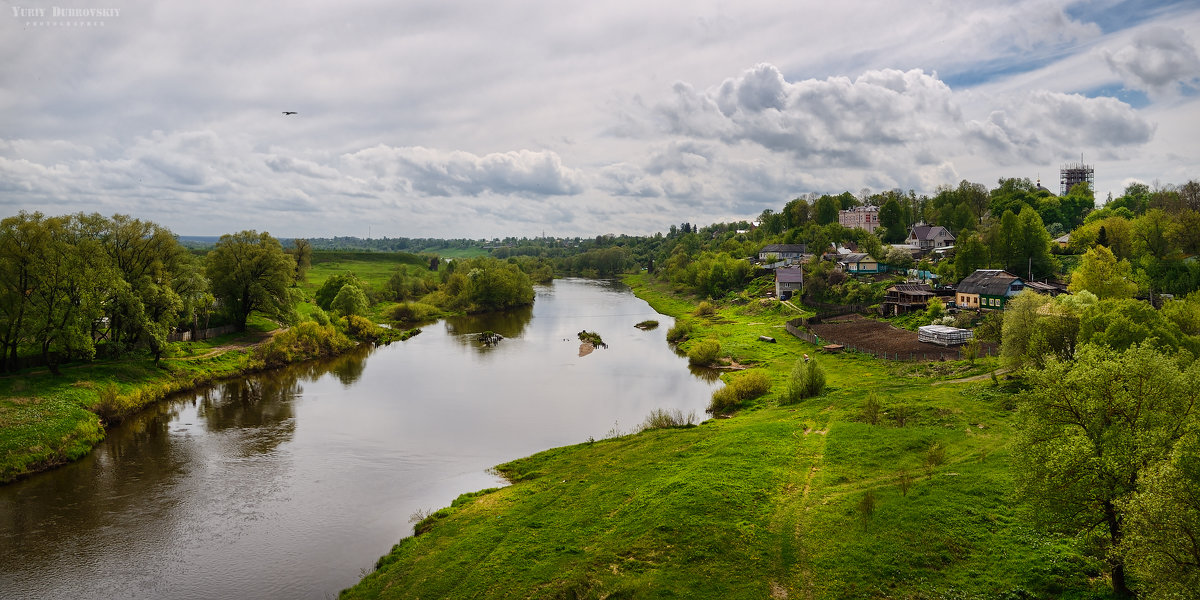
1060,162,1094,196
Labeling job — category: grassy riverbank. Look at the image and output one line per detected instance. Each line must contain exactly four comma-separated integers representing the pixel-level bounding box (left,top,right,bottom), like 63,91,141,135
344,274,1108,599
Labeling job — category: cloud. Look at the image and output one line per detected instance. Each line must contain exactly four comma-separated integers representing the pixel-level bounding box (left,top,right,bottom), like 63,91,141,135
964,91,1155,163
653,65,963,168
341,146,585,197
1103,27,1200,95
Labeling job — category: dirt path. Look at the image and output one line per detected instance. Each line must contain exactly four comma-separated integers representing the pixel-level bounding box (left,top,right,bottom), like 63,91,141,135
174,330,277,360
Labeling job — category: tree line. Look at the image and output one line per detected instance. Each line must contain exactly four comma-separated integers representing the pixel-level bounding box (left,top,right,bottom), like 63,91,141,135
0,212,301,373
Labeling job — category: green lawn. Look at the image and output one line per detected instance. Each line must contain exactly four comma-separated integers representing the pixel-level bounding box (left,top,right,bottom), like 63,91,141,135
343,274,1108,599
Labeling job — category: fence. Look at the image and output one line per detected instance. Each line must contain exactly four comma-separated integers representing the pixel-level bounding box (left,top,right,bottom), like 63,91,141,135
168,324,239,342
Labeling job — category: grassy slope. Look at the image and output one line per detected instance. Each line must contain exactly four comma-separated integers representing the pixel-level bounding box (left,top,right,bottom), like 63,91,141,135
344,275,1107,599
0,332,255,483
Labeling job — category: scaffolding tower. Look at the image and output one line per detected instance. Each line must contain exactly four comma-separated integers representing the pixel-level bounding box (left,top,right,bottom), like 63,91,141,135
1060,162,1094,196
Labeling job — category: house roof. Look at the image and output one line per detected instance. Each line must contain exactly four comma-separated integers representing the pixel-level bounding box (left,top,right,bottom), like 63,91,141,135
775,267,804,283
907,225,955,241
1024,280,1068,295
760,243,807,254
887,283,934,296
957,269,1022,296
840,253,875,263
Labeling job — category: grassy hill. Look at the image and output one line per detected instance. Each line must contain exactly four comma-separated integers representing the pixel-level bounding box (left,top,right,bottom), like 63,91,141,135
342,275,1107,599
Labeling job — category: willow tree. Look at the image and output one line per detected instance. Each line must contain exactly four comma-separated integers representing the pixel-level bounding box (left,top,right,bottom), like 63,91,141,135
206,231,295,330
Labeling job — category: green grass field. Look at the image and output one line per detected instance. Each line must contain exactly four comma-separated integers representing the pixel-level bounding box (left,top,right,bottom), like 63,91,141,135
343,274,1108,599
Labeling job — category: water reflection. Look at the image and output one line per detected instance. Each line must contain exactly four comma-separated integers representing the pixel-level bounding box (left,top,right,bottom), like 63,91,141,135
0,279,720,600
444,304,534,351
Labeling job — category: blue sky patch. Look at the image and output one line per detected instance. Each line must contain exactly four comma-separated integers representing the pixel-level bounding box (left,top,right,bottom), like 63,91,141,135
1079,84,1151,108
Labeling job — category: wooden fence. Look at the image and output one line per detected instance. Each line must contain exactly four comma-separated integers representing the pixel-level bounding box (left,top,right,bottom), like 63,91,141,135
168,324,238,342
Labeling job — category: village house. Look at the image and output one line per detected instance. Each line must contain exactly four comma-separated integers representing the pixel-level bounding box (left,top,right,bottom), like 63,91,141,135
758,243,808,263
837,253,880,274
905,224,955,250
882,283,935,316
955,269,1024,310
774,267,804,300
838,206,881,234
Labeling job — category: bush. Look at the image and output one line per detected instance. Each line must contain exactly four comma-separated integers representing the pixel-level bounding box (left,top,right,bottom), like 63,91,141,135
310,306,331,326
688,339,721,366
694,301,717,317
861,392,882,425
639,408,696,430
389,301,442,324
925,297,945,320
783,357,825,403
708,369,773,413
666,321,693,344
342,314,382,341
253,321,355,368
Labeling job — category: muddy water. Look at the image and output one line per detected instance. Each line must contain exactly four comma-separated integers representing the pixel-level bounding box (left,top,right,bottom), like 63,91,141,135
0,279,719,599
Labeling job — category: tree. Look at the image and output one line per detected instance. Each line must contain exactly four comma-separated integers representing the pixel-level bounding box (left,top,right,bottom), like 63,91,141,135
1069,245,1137,300
954,233,988,282
330,284,370,317
288,239,313,283
815,195,839,225
206,231,296,330
878,198,906,243
999,290,1052,369
1014,344,1200,597
1121,431,1200,599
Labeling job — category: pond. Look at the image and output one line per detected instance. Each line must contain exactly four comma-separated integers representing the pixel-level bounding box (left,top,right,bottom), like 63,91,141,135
0,279,720,599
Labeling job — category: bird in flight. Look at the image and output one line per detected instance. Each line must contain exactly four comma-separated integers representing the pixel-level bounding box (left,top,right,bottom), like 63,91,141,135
282,111,298,115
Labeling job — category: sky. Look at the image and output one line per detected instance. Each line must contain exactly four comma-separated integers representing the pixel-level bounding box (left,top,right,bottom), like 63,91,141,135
2,0,1199,239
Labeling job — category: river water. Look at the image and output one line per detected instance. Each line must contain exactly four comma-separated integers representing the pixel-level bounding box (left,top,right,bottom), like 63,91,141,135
0,279,720,599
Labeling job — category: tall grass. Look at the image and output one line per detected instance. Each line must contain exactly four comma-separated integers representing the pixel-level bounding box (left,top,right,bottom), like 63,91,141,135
639,408,696,430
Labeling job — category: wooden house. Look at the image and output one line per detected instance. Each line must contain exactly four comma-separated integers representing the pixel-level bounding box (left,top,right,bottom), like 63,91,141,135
838,253,880,274
758,244,807,262
774,267,804,300
955,269,1024,310
882,283,935,316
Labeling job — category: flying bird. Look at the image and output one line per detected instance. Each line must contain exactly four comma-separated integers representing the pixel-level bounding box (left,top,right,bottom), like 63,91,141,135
282,111,298,115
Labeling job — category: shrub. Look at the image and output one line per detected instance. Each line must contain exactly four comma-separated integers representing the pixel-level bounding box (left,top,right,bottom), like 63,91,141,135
639,408,696,430
783,357,826,403
925,297,945,320
635,320,659,330
578,330,607,348
861,392,882,425
960,337,981,363
688,339,721,366
694,301,716,317
92,382,128,423
708,369,772,413
310,306,331,326
389,301,442,324
666,320,692,344
253,321,355,368
924,442,947,475
342,314,382,341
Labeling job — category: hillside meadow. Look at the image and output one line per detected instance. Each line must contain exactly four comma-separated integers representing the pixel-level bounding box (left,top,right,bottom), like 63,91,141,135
342,274,1106,599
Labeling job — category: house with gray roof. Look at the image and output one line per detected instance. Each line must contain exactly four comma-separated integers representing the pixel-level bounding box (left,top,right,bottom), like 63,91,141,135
955,269,1024,310
905,225,955,250
774,267,804,300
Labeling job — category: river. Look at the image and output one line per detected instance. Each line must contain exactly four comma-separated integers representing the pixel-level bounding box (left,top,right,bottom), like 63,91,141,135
0,279,719,599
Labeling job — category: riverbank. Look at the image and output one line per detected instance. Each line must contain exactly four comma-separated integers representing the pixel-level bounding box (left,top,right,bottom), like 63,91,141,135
343,274,1109,599
0,323,354,484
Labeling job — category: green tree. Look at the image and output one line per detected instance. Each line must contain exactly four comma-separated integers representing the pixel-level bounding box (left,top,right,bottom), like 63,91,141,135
1014,344,1200,597
316,273,366,310
0,212,48,371
1069,245,1138,300
878,198,905,243
954,233,988,282
206,231,296,330
999,290,1052,369
288,238,313,283
1121,431,1200,599
330,283,370,316
814,195,839,225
